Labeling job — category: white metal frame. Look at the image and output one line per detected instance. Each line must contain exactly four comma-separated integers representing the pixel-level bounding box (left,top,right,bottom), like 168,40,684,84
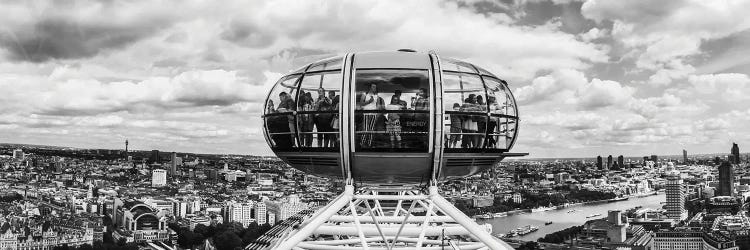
272,184,513,250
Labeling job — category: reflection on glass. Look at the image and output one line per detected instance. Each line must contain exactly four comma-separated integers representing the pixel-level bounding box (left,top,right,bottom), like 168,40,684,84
354,69,430,151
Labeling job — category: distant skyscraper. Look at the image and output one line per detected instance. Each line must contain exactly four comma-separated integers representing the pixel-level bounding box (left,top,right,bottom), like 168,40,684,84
682,149,687,163
718,161,734,197
150,150,160,164
125,139,129,155
731,143,740,164
650,155,658,163
170,152,179,176
606,155,613,170
617,155,624,168
152,169,167,187
665,173,687,220
596,156,603,170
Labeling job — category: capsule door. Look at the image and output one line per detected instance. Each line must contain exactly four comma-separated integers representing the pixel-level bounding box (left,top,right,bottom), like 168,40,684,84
348,52,434,184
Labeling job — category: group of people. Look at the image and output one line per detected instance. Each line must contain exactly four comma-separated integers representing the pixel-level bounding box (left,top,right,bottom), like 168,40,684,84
446,94,504,149
266,85,507,150
356,83,429,149
266,88,340,148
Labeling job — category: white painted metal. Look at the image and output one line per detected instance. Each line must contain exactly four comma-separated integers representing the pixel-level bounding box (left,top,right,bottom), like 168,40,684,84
271,184,513,250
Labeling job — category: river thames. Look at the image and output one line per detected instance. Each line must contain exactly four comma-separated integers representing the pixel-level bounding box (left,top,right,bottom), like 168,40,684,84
478,193,666,241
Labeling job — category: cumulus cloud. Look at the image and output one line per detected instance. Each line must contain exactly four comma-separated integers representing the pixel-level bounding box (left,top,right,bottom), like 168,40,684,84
582,0,750,85
0,1,179,62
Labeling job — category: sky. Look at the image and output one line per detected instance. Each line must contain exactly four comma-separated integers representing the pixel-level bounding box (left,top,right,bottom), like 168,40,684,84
1,0,750,158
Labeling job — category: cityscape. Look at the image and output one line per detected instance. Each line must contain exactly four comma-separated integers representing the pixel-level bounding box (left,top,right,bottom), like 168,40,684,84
3,142,750,249
3,0,750,250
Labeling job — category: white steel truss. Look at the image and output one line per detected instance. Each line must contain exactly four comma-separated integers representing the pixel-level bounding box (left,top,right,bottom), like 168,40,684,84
272,185,513,250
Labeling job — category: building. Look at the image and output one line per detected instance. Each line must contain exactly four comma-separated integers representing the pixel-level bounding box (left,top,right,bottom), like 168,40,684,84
683,149,688,163
512,193,523,204
152,169,167,187
112,201,170,243
170,152,181,176
224,201,255,227
607,155,613,170
651,155,658,163
255,202,267,225
618,155,624,169
266,195,310,223
665,173,687,221
653,230,738,250
0,221,95,249
12,149,23,160
718,161,734,197
150,150,160,164
731,143,740,164
597,156,603,170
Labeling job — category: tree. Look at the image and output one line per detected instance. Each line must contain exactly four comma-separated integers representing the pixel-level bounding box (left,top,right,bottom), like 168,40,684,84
214,231,243,250
517,241,540,250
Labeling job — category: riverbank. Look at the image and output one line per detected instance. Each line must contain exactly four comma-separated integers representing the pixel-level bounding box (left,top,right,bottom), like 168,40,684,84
480,193,666,241
472,191,660,219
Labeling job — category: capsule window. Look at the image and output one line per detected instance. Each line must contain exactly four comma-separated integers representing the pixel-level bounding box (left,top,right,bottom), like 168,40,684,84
296,71,342,150
443,72,488,150
483,76,517,150
264,75,300,150
353,69,430,152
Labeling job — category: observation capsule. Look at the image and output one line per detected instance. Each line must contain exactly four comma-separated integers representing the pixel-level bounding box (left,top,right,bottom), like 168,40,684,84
262,50,520,185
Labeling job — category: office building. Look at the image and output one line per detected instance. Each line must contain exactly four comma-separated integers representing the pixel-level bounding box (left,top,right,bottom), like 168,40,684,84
150,150,160,164
665,173,687,221
170,152,181,176
597,155,603,170
617,155,624,169
607,155,613,170
152,169,167,187
718,161,734,197
683,149,688,163
224,201,255,227
731,143,740,164
651,155,658,163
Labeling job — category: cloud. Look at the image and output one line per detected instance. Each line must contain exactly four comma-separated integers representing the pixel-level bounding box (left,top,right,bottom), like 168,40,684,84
0,1,178,62
575,79,634,110
581,0,750,85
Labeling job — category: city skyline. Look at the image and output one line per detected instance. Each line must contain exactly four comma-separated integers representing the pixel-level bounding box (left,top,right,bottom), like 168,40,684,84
2,1,750,157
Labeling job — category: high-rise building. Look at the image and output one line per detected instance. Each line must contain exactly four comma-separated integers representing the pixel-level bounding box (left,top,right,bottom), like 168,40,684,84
731,143,740,164
596,156,603,170
606,155,613,170
718,161,734,197
255,202,267,225
665,173,687,220
682,149,688,163
152,169,167,187
224,201,255,227
650,155,658,163
170,152,181,176
12,149,23,160
617,155,624,169
150,150,160,164
125,139,129,155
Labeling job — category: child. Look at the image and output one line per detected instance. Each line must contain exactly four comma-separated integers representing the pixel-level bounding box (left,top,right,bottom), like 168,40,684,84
385,96,403,148
449,103,462,148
